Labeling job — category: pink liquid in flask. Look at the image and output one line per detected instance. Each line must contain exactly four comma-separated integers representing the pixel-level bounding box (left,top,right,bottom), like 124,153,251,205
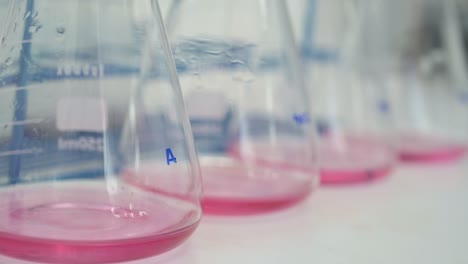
0,181,199,264
398,134,468,163
319,135,394,184
199,140,317,215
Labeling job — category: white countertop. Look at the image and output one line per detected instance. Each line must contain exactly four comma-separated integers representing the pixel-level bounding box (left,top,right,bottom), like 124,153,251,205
2,159,468,264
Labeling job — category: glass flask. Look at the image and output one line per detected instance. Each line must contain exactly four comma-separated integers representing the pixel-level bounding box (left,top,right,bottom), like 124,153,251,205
0,1,12,25
166,0,318,215
371,0,468,163
301,0,395,184
0,0,202,263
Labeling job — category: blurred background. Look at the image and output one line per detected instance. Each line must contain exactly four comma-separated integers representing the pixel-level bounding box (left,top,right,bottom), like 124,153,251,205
160,1,468,263
0,0,467,263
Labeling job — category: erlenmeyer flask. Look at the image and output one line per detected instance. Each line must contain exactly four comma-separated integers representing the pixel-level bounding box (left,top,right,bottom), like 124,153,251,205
166,0,318,215
373,0,468,162
0,1,201,263
301,0,395,184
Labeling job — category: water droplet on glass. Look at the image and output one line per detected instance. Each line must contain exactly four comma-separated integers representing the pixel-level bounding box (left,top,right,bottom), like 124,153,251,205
56,27,66,34
139,211,148,217
5,57,12,66
29,25,42,33
204,50,224,55
23,11,31,21
232,71,255,83
230,60,245,66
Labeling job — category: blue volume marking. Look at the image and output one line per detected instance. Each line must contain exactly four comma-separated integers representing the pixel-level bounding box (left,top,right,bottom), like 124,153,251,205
9,0,35,184
458,92,468,104
293,112,311,125
166,148,177,165
377,100,390,113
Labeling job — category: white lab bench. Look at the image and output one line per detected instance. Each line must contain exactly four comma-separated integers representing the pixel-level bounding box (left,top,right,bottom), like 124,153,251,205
3,159,467,264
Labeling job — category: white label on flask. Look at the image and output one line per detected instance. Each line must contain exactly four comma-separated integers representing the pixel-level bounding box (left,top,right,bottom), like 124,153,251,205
56,97,107,132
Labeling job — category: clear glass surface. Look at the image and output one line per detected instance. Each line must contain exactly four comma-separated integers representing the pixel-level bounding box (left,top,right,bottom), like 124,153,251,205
166,0,319,215
302,0,395,184
0,0,202,263
370,0,468,163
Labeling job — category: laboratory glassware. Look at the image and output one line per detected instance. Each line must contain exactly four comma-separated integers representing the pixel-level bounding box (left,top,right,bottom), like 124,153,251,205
0,0,202,263
166,0,318,215
0,1,13,27
373,0,468,162
301,0,395,184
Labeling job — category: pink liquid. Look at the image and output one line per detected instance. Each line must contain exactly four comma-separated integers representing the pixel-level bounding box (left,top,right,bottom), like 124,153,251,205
201,164,314,215
0,181,200,264
197,140,317,215
123,160,313,215
320,165,393,184
319,135,394,184
398,134,468,163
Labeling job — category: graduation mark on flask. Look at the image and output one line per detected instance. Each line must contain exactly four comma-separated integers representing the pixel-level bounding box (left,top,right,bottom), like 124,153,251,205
0,148,43,157
58,136,104,152
57,64,104,77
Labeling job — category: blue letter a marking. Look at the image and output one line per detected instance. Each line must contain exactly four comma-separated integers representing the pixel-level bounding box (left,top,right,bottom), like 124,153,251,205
166,148,177,165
